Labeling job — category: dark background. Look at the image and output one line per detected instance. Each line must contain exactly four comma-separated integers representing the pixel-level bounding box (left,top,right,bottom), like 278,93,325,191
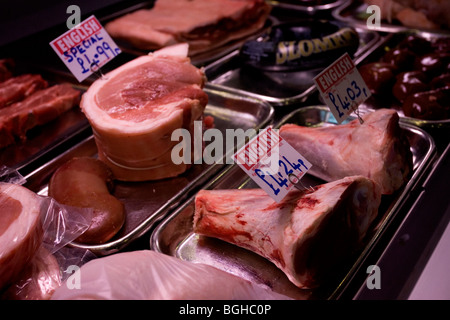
0,0,151,47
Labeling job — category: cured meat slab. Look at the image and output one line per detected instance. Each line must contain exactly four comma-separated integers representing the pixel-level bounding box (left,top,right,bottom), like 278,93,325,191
279,109,413,194
105,0,271,56
80,44,208,181
0,183,43,291
0,83,81,149
193,176,382,289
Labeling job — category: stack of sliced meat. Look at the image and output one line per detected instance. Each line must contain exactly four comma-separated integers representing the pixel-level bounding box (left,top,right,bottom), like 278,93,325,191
0,65,81,149
105,0,271,56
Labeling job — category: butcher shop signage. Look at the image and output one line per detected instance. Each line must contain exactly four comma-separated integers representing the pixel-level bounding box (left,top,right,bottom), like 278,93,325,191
50,15,121,82
233,126,312,203
314,52,371,124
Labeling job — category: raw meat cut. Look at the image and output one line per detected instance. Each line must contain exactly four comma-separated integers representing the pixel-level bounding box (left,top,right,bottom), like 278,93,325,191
0,74,48,109
105,0,271,56
0,83,81,149
279,109,413,194
1,247,61,300
80,44,208,181
0,182,43,291
193,176,382,289
51,250,290,300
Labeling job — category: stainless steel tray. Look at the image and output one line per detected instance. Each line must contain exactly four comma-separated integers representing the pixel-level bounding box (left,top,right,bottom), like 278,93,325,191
22,84,274,256
150,105,436,300
354,32,450,129
332,0,450,35
204,26,381,106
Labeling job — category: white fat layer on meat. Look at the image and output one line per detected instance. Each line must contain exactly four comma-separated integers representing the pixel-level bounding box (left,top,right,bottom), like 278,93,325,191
81,53,191,134
0,183,41,257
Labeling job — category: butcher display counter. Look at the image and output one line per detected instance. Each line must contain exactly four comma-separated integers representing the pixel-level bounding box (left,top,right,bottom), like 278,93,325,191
0,0,449,301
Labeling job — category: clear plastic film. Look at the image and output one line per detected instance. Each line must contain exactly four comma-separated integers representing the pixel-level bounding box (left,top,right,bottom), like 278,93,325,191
0,169,96,300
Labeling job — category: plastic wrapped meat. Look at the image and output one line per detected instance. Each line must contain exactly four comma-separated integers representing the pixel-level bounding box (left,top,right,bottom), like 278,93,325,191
279,109,413,194
193,176,382,289
51,250,290,300
0,183,43,290
1,247,61,300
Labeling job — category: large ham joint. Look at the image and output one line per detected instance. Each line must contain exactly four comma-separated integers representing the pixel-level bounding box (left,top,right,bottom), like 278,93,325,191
193,176,382,289
80,44,208,181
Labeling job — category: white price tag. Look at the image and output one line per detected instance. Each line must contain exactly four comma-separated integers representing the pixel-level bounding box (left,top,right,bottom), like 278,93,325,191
233,127,312,203
50,15,121,82
314,52,371,124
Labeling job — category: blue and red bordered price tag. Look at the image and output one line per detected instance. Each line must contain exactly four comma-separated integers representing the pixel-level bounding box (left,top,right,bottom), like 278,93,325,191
234,127,312,203
50,15,121,82
314,52,372,124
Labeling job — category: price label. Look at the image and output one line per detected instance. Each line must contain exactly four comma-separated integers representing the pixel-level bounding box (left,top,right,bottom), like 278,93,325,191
50,15,121,82
314,52,371,124
233,127,312,203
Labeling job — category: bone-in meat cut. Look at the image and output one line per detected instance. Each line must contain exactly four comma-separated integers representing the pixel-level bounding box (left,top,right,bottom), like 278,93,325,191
279,109,413,194
0,83,81,149
50,250,290,300
0,183,43,291
80,44,208,181
193,176,382,289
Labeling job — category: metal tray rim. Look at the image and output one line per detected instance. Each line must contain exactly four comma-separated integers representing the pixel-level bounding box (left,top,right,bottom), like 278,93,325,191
268,0,348,13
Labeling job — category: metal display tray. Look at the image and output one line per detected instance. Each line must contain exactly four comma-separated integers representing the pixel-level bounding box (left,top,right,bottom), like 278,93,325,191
332,0,450,35
203,26,381,106
354,31,450,129
22,84,274,256
150,106,436,300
